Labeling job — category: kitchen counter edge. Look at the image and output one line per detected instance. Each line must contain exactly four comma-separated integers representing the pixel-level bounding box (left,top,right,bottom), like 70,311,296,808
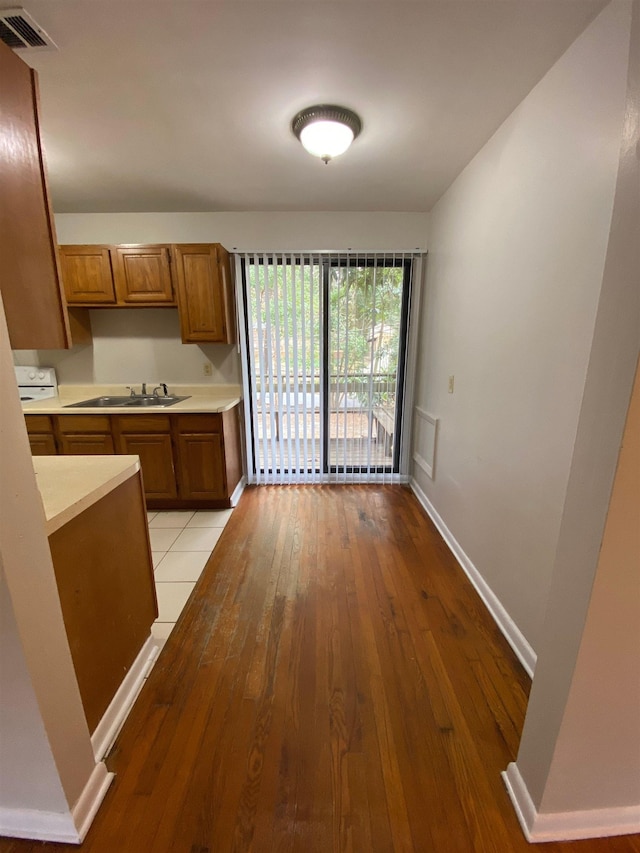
34,455,142,535
22,393,242,415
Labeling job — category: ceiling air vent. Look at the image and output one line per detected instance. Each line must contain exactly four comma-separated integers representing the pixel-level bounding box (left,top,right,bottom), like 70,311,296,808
0,8,57,51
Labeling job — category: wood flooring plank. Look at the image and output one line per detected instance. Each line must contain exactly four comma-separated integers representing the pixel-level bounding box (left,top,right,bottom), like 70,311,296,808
367,536,475,851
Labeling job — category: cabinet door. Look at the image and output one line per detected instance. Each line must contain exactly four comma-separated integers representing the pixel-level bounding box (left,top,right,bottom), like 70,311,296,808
59,245,116,304
113,245,175,304
117,433,177,499
173,244,235,343
0,41,71,349
177,432,226,500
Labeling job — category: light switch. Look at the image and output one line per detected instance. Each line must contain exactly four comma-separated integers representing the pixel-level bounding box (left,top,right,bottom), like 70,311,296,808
448,375,455,394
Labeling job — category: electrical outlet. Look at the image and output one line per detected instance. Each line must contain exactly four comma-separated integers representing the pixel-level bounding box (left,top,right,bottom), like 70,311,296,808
203,363,213,376
448,375,455,394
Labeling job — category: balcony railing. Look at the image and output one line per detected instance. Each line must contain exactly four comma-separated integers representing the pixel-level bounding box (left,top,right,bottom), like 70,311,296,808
252,372,397,469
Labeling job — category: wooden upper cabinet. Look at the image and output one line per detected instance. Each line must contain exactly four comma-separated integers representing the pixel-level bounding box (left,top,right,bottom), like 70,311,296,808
113,245,175,304
59,245,116,304
56,241,234,334
60,244,175,306
0,41,71,349
173,244,236,344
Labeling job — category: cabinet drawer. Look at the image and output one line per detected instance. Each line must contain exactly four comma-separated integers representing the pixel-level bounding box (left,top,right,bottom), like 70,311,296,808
25,415,54,433
29,434,57,455
114,415,171,434
175,414,222,433
56,415,112,433
59,434,114,455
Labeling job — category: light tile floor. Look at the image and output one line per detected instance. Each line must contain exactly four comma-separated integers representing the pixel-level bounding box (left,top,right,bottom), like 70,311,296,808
147,508,233,645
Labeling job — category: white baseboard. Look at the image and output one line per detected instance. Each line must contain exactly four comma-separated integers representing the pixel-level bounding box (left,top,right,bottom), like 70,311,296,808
71,761,115,843
410,478,536,678
92,634,159,761
0,763,114,844
230,476,246,507
502,762,640,842
0,805,79,844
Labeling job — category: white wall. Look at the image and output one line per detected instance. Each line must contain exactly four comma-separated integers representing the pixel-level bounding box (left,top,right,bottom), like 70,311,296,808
53,212,429,253
412,0,631,653
0,566,68,814
0,298,106,835
14,309,241,386
532,363,640,815
513,0,639,823
16,212,429,385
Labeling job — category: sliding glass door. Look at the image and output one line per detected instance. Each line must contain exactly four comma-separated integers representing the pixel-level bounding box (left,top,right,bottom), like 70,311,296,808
324,257,410,474
240,253,413,484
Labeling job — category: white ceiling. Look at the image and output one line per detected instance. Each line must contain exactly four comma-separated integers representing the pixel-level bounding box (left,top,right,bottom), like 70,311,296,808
20,0,607,214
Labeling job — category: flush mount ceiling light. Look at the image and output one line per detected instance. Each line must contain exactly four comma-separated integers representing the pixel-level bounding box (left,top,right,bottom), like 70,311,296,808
292,104,362,164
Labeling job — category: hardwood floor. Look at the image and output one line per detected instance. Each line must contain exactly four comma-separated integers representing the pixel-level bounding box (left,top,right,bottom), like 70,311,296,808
3,485,640,853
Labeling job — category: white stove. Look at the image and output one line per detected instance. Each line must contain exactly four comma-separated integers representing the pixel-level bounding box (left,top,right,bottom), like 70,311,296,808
15,366,58,402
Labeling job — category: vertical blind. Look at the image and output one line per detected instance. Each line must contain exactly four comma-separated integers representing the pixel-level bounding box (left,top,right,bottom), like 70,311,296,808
236,251,420,485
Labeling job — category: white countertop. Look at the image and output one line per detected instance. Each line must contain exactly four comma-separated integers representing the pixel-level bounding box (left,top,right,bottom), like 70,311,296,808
22,383,242,415
34,455,142,535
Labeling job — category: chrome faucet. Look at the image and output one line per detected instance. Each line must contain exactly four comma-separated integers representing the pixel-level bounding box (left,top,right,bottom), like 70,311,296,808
126,383,149,397
152,383,169,397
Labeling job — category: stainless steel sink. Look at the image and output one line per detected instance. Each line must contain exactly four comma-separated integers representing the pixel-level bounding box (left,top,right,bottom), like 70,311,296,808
64,395,190,409
123,396,189,407
64,396,131,408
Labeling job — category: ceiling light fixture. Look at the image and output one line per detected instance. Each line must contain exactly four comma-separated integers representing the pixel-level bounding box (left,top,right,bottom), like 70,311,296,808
292,104,362,164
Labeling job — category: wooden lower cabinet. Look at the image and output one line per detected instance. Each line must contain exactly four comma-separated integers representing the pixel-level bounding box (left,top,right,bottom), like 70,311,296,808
59,434,115,454
25,415,57,455
177,433,225,499
167,411,241,507
113,416,177,500
56,415,115,455
176,415,225,500
112,409,243,507
48,472,157,733
25,406,242,508
29,433,57,455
